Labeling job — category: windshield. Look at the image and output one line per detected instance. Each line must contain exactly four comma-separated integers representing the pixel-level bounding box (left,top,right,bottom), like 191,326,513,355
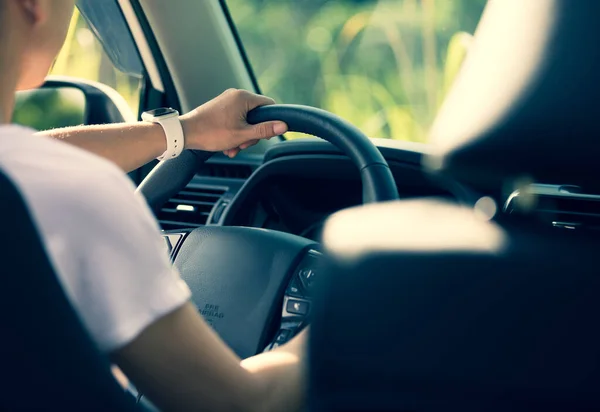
227,0,487,142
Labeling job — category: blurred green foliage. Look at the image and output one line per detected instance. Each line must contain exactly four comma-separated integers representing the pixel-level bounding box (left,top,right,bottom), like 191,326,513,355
13,88,86,131
227,0,487,141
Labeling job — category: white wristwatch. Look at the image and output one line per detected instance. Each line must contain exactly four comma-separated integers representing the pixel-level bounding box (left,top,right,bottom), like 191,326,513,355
141,108,185,161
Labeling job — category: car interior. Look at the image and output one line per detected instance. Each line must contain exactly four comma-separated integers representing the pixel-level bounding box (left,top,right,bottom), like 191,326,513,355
3,0,600,410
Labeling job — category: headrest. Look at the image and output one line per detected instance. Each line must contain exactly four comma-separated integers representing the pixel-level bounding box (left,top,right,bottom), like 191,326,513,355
312,199,600,410
426,0,600,191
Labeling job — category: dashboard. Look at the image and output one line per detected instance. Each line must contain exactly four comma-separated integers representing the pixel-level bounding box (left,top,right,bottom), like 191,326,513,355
158,138,464,239
222,139,460,240
156,138,463,360
158,137,600,240
156,137,600,370
158,137,600,360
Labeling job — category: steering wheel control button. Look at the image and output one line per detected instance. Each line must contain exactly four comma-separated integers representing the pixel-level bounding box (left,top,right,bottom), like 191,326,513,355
286,277,305,298
286,299,310,316
299,268,316,290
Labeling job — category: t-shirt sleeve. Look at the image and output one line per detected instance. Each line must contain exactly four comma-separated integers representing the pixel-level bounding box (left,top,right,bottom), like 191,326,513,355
14,161,192,352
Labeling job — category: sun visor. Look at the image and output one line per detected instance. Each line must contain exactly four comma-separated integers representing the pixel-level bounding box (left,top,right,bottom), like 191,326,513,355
76,0,143,77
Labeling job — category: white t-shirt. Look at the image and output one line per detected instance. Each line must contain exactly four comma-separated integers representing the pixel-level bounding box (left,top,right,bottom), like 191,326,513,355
0,125,191,352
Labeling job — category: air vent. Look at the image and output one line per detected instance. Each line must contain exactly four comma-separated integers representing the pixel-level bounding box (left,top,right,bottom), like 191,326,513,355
158,186,226,230
535,196,600,230
198,163,254,179
505,185,600,232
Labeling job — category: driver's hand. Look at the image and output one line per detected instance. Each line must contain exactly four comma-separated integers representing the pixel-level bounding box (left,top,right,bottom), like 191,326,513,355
179,89,288,158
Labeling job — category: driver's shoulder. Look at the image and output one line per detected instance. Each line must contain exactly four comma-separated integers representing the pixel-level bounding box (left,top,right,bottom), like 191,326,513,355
0,125,124,182
0,126,144,232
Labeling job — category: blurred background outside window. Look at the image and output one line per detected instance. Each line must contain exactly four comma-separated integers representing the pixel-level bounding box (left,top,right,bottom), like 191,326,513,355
13,1,487,142
227,0,487,141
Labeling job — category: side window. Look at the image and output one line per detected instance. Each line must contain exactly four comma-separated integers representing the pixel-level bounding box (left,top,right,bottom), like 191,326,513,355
50,8,143,116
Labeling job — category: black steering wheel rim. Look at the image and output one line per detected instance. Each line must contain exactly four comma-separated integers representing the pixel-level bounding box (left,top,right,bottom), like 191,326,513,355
247,104,399,203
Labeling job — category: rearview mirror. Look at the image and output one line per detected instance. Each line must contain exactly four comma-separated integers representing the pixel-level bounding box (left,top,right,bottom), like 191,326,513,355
12,75,136,131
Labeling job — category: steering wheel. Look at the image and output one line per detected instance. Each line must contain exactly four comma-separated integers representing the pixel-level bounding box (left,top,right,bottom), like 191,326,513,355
137,104,398,358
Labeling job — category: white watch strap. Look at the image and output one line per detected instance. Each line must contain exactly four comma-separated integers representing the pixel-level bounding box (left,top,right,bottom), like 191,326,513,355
154,116,185,161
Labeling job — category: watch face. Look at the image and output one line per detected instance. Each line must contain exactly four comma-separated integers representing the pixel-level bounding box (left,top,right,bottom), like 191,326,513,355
145,108,178,117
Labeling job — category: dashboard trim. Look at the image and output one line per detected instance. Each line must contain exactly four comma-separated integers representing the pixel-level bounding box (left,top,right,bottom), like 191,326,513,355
265,138,428,165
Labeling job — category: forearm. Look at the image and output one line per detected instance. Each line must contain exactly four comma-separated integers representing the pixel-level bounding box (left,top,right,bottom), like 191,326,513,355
115,304,307,412
241,329,308,412
37,89,288,172
38,122,167,173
